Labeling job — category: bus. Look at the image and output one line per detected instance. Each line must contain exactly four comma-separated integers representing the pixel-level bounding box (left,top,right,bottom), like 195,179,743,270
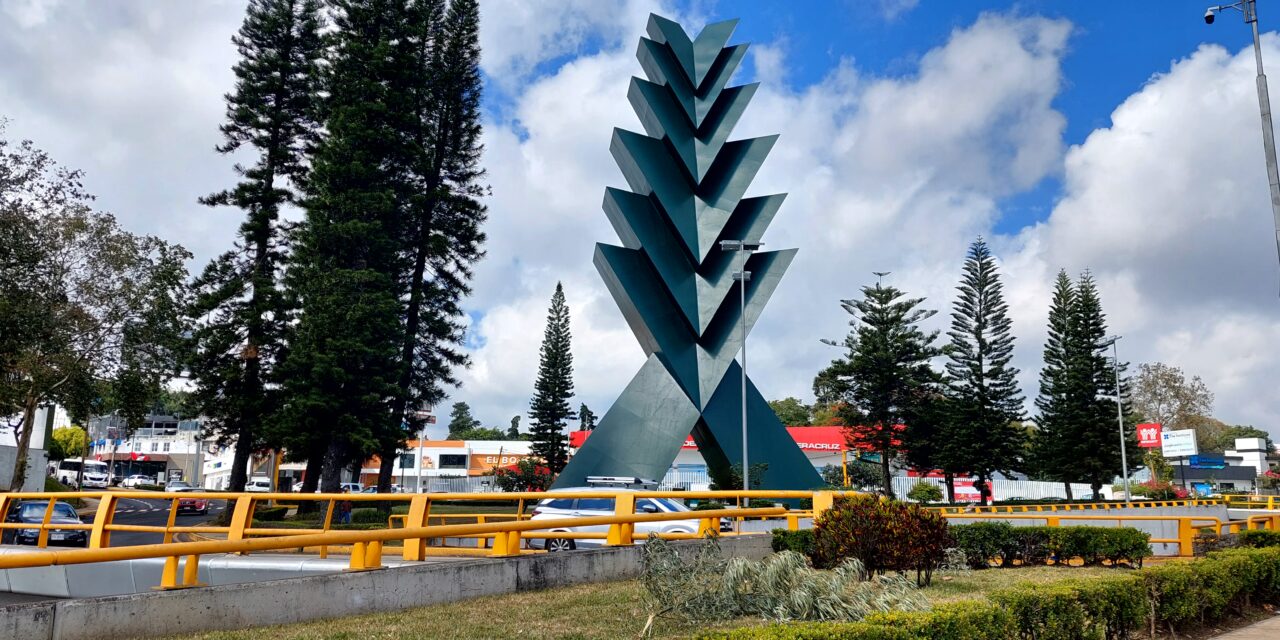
49,458,111,489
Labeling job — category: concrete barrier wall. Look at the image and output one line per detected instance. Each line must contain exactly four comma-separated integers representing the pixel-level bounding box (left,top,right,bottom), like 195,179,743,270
6,535,772,640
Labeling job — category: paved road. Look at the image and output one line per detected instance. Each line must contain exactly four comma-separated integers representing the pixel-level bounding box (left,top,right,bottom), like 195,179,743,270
106,496,228,546
0,495,228,605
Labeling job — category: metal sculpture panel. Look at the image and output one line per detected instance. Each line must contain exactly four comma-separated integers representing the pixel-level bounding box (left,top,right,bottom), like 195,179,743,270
554,15,822,490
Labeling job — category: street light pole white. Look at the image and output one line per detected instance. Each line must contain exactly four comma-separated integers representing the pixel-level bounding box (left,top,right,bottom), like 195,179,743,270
720,240,758,494
1101,335,1131,504
1207,0,1280,285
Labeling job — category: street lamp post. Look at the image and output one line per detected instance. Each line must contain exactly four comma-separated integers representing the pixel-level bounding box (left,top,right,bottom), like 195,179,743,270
1206,0,1280,281
1101,335,1131,504
719,240,759,494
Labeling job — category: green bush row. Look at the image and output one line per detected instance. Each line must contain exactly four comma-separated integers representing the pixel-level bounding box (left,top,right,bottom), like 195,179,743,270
950,522,1151,568
770,529,815,556
699,547,1280,640
253,505,289,521
1240,529,1280,548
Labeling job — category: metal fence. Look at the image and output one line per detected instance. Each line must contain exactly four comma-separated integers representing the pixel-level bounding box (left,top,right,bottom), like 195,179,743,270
891,476,1098,501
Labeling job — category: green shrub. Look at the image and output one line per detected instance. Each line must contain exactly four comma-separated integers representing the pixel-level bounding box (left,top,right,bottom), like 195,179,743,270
949,524,1150,568
692,501,728,511
991,576,1145,639
253,505,289,521
698,602,1016,639
813,495,951,586
906,482,943,504
1239,529,1280,548
771,528,815,556
350,507,386,524
950,522,1012,569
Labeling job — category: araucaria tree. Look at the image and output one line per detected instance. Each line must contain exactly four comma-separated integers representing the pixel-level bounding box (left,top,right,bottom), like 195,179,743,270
815,280,943,497
941,238,1024,504
276,0,413,492
376,0,488,494
529,282,575,473
188,0,323,493
1032,271,1138,499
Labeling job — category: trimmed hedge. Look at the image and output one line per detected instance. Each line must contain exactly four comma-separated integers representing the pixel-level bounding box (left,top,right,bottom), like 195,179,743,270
1240,529,1280,548
950,523,1150,568
699,602,1016,640
253,505,289,521
699,547,1280,640
770,529,815,556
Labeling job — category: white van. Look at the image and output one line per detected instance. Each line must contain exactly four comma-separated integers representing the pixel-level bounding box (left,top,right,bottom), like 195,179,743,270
246,477,273,492
49,458,110,489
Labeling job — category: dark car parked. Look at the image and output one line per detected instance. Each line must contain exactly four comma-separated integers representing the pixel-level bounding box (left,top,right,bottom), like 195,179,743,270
2,500,89,547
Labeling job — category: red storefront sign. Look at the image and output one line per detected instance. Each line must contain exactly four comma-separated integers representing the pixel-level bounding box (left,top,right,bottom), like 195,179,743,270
1137,423,1162,448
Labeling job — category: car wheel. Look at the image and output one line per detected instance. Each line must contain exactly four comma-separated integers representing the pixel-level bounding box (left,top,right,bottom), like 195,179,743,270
546,537,576,552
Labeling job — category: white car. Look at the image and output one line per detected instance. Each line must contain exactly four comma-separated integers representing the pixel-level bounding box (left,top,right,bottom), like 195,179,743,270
122,475,155,488
246,477,273,492
526,488,706,552
359,484,404,493
164,481,195,493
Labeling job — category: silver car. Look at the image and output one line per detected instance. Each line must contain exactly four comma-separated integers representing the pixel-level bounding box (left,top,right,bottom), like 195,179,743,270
526,488,704,552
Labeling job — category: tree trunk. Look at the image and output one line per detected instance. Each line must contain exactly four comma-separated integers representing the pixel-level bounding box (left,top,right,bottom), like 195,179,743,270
319,440,345,493
1064,481,1073,501
8,399,39,491
944,472,956,504
1091,481,1103,501
880,451,894,498
229,422,254,494
296,450,325,514
978,473,991,505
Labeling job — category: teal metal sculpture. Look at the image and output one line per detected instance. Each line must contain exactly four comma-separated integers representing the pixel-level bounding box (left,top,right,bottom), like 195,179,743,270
554,15,822,490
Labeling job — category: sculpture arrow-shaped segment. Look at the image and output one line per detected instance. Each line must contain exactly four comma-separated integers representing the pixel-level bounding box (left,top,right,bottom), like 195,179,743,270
637,38,747,129
611,128,777,264
630,78,759,183
594,243,703,407
691,19,739,90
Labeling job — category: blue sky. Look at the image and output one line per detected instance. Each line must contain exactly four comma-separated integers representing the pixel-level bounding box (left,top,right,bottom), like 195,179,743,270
1,1,1277,435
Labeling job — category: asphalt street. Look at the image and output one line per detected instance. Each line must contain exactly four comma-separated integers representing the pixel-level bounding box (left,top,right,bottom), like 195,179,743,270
0,495,228,605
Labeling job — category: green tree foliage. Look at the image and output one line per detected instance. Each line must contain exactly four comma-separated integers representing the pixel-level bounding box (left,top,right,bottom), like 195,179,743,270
49,426,88,462
376,0,488,493
1130,362,1214,441
768,397,811,426
907,481,944,504
1200,423,1275,453
506,415,520,438
446,401,480,437
1032,271,1139,500
940,239,1025,504
578,403,596,431
815,280,943,497
491,457,551,492
276,0,414,492
528,282,575,473
187,0,323,493
450,426,505,441
0,124,189,489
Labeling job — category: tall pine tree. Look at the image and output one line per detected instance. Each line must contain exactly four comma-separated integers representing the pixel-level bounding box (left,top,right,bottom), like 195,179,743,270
188,0,323,492
941,238,1025,504
815,280,943,497
1032,270,1078,499
276,0,411,492
529,282,575,473
375,0,488,493
1070,272,1138,499
578,403,596,431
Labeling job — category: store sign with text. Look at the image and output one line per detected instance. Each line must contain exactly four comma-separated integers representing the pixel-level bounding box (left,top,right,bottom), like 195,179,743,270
1136,423,1162,448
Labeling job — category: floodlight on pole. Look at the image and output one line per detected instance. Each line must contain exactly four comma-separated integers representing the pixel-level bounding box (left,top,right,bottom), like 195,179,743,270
720,239,760,495
1205,0,1280,289
1100,335,1131,504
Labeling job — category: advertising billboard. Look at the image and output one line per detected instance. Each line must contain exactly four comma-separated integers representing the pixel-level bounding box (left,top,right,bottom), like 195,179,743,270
1161,429,1198,458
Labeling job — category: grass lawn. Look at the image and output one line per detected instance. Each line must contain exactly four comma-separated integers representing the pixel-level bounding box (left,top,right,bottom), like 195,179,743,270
165,566,1126,640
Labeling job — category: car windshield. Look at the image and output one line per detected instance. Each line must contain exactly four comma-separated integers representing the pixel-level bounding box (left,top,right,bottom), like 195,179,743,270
170,482,190,488
17,502,78,521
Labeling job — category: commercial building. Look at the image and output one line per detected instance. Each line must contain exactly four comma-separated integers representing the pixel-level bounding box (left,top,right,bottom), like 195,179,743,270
356,439,534,491
87,414,207,485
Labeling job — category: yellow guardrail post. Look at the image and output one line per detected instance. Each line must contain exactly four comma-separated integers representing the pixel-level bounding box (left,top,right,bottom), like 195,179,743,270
36,497,55,548
698,516,718,537
786,514,799,531
606,493,636,546
162,498,180,544
812,490,836,521
476,515,488,549
89,494,118,549
1177,518,1195,558
182,554,203,588
402,495,432,561
1046,516,1060,528
227,495,255,555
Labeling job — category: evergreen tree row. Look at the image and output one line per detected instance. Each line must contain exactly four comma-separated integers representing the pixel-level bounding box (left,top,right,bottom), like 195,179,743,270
185,0,487,493
816,238,1135,503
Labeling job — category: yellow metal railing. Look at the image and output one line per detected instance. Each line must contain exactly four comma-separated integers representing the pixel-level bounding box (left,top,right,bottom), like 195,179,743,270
931,498,1224,515
1224,494,1280,510
0,505,784,589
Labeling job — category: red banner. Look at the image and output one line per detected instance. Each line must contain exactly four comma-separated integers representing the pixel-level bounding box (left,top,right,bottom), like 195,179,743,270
1137,423,1162,448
